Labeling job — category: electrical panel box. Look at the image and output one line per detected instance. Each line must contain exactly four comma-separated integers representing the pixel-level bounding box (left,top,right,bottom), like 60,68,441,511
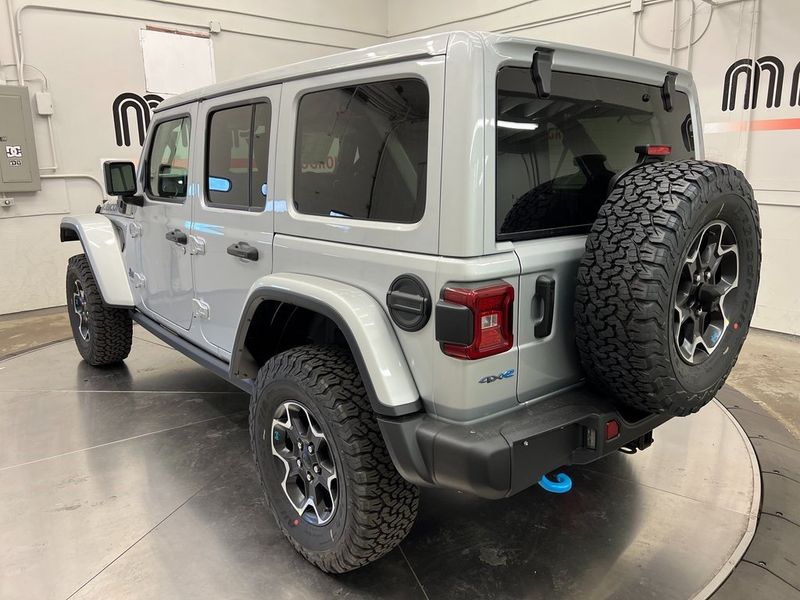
0,85,41,193
34,91,54,116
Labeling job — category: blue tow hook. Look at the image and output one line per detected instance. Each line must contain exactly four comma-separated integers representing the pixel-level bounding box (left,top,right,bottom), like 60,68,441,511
538,472,572,494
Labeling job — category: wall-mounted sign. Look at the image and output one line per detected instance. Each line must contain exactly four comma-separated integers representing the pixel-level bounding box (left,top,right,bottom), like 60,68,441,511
112,92,164,147
723,56,800,111
140,28,215,96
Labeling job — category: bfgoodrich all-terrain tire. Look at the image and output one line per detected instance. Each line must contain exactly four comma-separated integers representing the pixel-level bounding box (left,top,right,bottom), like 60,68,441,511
66,254,132,366
249,345,419,573
575,160,761,416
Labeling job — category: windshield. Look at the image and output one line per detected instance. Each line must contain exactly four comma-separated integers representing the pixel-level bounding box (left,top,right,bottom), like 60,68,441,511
496,67,694,240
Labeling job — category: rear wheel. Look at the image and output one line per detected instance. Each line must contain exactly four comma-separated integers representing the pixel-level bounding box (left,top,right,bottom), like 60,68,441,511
66,254,132,366
249,345,419,573
574,160,761,416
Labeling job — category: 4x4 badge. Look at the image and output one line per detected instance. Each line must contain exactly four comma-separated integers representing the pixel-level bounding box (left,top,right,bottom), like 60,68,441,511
479,369,515,384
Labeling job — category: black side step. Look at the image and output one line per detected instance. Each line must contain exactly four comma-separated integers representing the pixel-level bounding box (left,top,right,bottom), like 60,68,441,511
131,310,253,394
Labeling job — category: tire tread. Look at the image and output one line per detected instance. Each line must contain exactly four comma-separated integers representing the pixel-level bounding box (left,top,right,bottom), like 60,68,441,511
574,160,761,416
66,254,132,365
250,345,419,573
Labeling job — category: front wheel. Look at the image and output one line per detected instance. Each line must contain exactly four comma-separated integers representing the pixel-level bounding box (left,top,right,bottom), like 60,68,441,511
66,254,132,366
249,345,419,573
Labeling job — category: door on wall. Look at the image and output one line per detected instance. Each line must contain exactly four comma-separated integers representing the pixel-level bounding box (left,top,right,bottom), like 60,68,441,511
134,106,197,331
190,87,279,357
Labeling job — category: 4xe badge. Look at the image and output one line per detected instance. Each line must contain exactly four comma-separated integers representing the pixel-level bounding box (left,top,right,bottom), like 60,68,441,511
479,369,515,384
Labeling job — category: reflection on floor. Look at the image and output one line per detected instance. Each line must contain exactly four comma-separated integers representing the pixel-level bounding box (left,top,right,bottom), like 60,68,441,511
4,306,797,440
727,329,800,442
0,329,758,599
0,306,72,360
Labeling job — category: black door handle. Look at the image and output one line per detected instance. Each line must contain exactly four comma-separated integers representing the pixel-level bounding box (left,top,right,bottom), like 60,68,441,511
165,229,187,245
533,276,555,338
227,241,259,261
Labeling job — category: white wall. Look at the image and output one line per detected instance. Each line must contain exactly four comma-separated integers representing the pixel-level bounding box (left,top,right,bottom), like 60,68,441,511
388,0,800,336
2,0,798,336
0,0,386,315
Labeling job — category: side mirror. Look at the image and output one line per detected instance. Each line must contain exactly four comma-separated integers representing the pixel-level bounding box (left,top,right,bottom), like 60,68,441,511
103,161,143,206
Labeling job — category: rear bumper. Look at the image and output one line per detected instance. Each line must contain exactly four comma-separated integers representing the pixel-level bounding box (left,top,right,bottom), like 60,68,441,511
378,386,670,499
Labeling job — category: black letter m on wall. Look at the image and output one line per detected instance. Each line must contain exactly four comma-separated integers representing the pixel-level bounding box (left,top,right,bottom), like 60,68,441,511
113,92,164,146
722,56,784,111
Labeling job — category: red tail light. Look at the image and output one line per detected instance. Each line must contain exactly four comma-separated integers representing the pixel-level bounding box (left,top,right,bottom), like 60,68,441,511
441,283,514,359
605,419,620,440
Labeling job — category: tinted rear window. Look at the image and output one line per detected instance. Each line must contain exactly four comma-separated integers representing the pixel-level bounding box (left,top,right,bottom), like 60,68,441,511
496,68,694,240
293,79,429,223
206,102,271,211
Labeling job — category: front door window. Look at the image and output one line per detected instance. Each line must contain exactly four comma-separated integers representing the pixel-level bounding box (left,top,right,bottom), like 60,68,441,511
147,117,191,201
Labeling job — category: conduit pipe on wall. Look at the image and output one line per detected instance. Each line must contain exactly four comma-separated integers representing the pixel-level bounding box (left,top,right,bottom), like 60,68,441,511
147,0,384,39
686,0,696,69
636,1,714,54
740,0,760,175
398,0,676,37
698,0,744,5
0,175,105,219
6,0,24,84
393,0,534,37
7,0,361,197
669,0,678,64
498,0,677,35
41,174,104,198
14,1,359,69
44,115,57,171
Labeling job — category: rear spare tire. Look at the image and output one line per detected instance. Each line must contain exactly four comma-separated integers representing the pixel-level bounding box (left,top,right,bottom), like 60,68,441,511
575,160,761,416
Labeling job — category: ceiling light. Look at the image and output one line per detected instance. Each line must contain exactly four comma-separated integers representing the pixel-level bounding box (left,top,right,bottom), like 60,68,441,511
497,120,539,131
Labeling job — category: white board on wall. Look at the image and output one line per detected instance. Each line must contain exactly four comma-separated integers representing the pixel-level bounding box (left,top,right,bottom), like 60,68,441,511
139,28,215,95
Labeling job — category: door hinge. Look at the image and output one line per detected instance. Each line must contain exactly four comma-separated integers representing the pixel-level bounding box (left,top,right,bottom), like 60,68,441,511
128,268,146,288
192,298,210,320
128,222,142,238
188,235,206,255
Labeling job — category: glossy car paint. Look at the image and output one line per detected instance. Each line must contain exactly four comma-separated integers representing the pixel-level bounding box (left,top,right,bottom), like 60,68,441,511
60,215,134,308
65,31,704,422
190,86,280,358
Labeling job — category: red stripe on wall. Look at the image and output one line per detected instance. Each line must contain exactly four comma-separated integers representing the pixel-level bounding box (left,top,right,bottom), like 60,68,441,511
704,118,800,133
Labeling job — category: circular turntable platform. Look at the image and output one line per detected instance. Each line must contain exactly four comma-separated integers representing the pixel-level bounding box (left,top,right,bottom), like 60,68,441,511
0,328,760,599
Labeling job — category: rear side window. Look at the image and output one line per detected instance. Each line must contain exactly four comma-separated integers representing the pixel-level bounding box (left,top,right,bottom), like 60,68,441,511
206,101,271,210
293,78,429,223
496,68,694,240
147,117,191,200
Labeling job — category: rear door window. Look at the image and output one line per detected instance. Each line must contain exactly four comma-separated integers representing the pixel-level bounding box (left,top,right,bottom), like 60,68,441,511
206,102,271,210
496,68,694,240
293,78,429,223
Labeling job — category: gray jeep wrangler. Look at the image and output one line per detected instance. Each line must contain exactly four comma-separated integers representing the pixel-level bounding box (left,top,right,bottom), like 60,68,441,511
61,32,761,573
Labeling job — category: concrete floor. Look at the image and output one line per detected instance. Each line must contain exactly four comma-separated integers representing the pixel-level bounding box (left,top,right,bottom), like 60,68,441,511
726,328,800,442
0,307,72,360
0,327,760,599
2,306,797,441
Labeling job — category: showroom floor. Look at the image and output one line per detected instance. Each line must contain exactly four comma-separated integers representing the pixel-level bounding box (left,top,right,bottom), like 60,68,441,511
3,307,798,441
0,309,798,599
0,307,73,360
